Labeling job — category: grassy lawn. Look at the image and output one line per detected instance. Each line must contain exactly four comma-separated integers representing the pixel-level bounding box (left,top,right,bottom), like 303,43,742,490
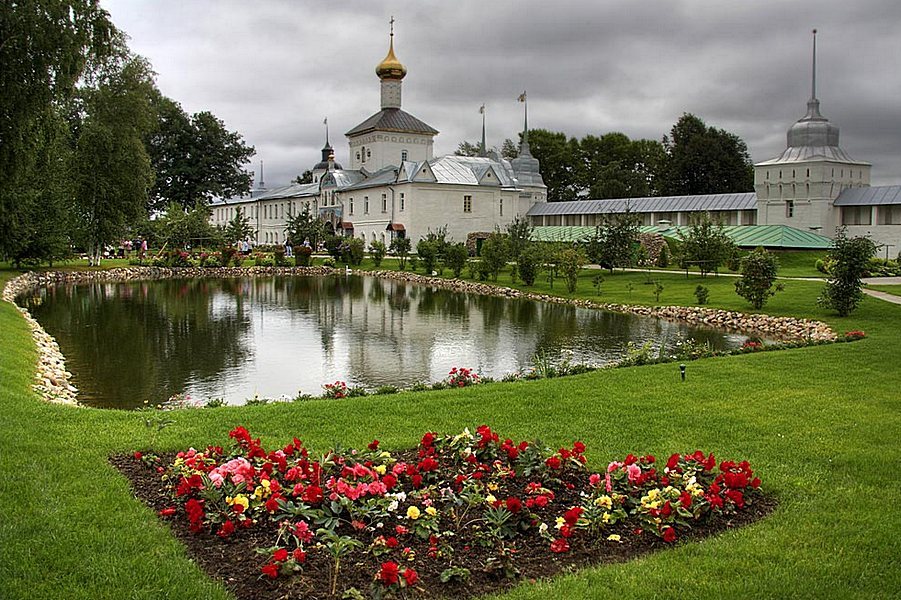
865,284,901,297
1,262,899,599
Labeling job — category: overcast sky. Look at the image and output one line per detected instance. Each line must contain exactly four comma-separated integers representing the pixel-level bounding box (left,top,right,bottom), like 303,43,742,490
103,0,901,188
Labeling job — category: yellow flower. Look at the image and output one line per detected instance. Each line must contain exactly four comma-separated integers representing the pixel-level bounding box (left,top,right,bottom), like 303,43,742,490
487,482,499,492
485,494,497,504
425,506,438,517
406,506,421,520
607,534,622,542
555,516,566,529
374,464,387,475
228,494,249,511
594,495,613,509
602,512,612,523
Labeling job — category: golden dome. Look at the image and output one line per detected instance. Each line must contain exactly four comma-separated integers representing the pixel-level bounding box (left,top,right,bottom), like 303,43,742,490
376,35,406,80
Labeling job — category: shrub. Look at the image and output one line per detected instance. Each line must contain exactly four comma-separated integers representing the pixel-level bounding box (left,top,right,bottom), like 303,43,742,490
557,248,586,294
295,245,313,267
416,239,439,275
389,237,412,270
254,253,275,267
480,232,510,281
273,246,288,267
656,244,670,268
679,214,736,276
735,247,782,309
817,229,876,316
345,237,365,266
443,242,468,278
204,254,222,268
694,284,709,305
517,244,544,286
369,240,387,267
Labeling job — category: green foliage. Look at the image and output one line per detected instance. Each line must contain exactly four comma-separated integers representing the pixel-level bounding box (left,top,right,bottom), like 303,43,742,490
592,273,605,296
517,243,544,286
145,95,254,211
345,237,364,266
660,113,754,195
656,243,670,268
505,215,533,261
557,247,587,294
817,230,877,316
223,207,254,245
0,0,116,265
368,240,387,267
443,242,469,278
294,245,313,267
654,281,664,302
70,47,156,265
416,239,439,275
479,232,510,281
679,213,736,276
735,247,782,309
389,236,412,270
587,210,640,272
157,202,221,250
285,206,327,250
694,284,709,305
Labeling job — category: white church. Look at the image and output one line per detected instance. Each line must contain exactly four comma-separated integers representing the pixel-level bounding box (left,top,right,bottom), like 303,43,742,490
212,29,900,254
210,25,546,247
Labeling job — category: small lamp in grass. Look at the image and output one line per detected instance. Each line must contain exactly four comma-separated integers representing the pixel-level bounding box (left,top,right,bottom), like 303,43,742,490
680,364,686,382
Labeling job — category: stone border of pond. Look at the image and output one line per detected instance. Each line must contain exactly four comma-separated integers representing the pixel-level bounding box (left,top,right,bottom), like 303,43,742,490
3,266,836,407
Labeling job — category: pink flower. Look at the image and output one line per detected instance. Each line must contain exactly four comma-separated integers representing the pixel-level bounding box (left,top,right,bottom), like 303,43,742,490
626,463,642,482
588,473,601,487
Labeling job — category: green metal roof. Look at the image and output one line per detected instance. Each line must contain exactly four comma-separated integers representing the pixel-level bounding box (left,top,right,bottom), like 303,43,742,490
531,225,833,249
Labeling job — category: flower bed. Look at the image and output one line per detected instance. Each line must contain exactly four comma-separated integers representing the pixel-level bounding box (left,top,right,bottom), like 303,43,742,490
114,426,772,599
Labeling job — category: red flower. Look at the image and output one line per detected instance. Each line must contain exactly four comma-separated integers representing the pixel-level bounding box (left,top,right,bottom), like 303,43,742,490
662,526,677,543
402,568,419,586
545,456,561,470
382,474,397,489
217,520,235,538
666,453,681,470
133,451,143,460
292,548,306,563
572,441,586,454
563,506,583,526
368,439,380,450
421,432,436,448
386,536,399,548
506,497,523,513
395,525,409,536
157,507,176,518
378,561,400,585
261,562,279,579
679,491,693,509
273,548,288,562
550,538,570,553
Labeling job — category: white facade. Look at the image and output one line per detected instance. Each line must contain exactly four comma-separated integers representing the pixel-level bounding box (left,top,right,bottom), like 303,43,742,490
211,30,546,249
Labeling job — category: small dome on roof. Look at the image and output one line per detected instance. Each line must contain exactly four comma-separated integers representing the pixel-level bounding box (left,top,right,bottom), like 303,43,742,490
376,35,406,80
787,99,840,148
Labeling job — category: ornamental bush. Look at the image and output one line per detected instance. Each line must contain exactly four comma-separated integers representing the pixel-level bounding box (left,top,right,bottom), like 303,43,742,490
443,242,469,278
368,240,387,267
517,243,544,286
735,247,782,309
817,229,876,316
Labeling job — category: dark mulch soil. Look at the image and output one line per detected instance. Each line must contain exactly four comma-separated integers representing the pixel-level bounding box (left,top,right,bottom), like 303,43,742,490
111,453,776,600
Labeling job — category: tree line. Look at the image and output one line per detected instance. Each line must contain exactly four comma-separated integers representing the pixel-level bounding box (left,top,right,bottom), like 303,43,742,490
0,0,254,266
457,113,754,202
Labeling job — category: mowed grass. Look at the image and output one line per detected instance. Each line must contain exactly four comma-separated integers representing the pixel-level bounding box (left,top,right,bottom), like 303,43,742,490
1,263,899,599
865,284,901,296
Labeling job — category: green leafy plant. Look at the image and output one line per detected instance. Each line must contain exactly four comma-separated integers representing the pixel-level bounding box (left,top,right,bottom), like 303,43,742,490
817,229,877,316
735,247,783,309
694,284,709,305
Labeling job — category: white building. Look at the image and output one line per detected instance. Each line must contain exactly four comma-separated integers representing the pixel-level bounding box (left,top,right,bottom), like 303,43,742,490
211,27,546,248
528,33,901,252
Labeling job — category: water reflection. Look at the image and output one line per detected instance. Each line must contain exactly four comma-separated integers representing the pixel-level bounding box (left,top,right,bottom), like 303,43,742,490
22,275,752,409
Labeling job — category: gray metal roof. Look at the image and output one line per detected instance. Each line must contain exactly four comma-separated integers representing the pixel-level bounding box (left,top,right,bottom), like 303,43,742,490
526,193,757,216
834,185,901,206
322,170,365,189
345,108,438,136
755,145,868,166
342,166,400,191
429,155,518,187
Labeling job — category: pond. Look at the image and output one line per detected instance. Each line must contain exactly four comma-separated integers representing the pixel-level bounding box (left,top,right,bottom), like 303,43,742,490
22,275,757,409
